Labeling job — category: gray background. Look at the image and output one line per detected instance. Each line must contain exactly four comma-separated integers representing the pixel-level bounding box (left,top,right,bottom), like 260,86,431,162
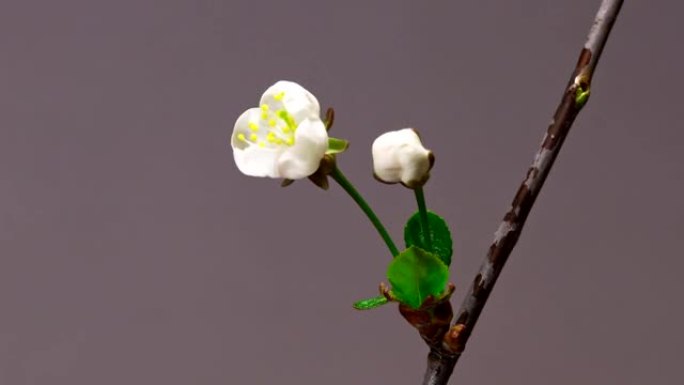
1,0,682,384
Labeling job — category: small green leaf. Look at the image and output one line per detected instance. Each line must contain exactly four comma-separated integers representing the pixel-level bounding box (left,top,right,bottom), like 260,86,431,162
575,86,591,108
352,295,389,310
326,137,349,154
404,211,453,266
386,246,449,309
574,75,591,108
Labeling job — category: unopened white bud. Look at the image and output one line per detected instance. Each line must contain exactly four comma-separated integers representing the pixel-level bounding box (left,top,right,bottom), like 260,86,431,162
371,128,434,188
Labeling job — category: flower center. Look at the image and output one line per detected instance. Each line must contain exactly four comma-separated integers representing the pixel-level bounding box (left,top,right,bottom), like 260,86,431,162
237,103,298,149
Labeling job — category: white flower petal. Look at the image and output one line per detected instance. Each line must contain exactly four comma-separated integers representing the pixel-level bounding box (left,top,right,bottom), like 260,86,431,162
233,145,281,178
231,108,282,177
372,128,432,187
260,80,320,124
277,118,328,179
231,108,259,150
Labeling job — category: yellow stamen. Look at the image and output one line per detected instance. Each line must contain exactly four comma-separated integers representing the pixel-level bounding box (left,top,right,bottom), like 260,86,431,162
248,122,259,131
258,141,266,148
261,112,268,120
260,104,269,112
268,119,276,127
250,133,258,142
266,132,277,143
282,126,290,133
274,91,285,101
237,133,246,142
286,137,295,146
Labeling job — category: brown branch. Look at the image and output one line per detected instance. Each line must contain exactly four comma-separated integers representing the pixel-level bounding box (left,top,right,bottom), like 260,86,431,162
420,1,625,384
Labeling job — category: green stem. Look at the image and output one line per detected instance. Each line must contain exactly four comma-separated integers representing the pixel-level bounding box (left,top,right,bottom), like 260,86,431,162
330,166,399,257
414,187,433,250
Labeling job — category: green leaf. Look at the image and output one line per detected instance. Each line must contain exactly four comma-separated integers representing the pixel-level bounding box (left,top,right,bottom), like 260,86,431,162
386,246,449,309
352,295,389,310
404,211,453,266
575,86,591,108
326,137,349,154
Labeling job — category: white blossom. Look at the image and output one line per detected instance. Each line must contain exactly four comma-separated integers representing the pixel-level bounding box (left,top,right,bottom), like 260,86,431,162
231,81,328,179
372,128,434,188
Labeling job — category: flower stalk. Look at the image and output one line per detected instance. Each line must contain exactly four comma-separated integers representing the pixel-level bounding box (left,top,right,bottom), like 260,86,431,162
330,166,400,257
414,187,432,250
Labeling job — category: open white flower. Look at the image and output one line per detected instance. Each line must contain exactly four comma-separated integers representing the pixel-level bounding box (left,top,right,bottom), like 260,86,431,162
231,81,328,179
372,128,434,188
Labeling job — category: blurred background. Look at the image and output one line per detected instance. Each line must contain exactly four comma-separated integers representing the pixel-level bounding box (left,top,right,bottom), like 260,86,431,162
1,1,682,384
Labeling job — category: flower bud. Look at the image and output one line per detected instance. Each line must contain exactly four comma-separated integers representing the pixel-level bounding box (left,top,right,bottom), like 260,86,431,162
372,128,434,188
